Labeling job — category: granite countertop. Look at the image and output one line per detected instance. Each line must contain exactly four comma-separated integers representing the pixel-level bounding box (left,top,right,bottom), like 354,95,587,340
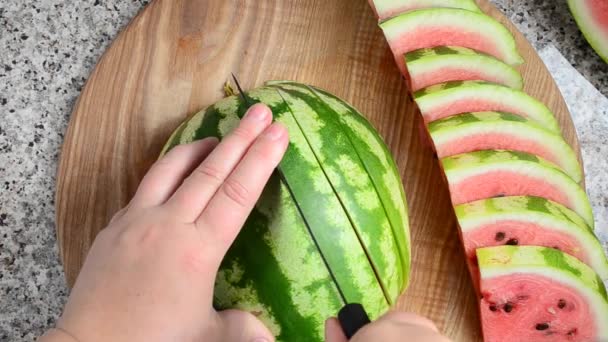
1,0,606,340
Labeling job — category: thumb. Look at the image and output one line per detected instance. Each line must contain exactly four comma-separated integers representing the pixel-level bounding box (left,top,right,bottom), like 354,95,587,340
217,309,275,342
325,317,348,342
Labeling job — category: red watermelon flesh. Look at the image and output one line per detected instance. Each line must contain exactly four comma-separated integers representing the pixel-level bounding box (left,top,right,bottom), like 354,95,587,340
477,246,608,342
567,0,608,62
457,196,608,289
428,112,582,183
414,81,560,133
379,8,523,74
467,223,594,274
442,150,595,228
368,0,481,21
481,274,596,341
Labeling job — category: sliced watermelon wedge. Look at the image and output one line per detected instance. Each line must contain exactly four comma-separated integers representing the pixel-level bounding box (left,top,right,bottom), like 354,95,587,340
441,150,594,228
477,246,608,342
567,0,608,63
414,81,560,133
369,0,480,21
405,47,524,91
428,112,582,182
380,8,524,74
456,196,608,283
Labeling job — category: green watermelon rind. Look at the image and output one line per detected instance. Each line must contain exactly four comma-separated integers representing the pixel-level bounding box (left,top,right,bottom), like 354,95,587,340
370,0,481,21
405,47,524,90
261,81,410,301
428,111,582,182
456,196,608,280
160,82,410,341
477,246,608,338
441,150,595,228
380,8,524,66
567,0,608,63
414,81,560,132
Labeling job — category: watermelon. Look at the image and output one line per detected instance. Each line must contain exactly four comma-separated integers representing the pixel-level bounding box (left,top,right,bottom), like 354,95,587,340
161,81,411,341
414,81,560,133
380,8,524,74
428,112,582,182
369,0,480,21
455,196,608,285
441,150,594,228
477,246,608,341
405,47,524,91
567,0,608,63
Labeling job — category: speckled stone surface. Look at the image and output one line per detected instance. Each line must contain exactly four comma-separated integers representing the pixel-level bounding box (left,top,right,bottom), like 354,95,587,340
0,0,607,340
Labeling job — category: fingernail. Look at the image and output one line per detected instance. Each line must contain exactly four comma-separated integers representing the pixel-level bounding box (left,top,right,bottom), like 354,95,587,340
245,104,270,122
262,123,285,141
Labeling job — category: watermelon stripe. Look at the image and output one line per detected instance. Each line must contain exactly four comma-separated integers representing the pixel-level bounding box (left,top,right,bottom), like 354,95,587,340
308,85,412,281
216,176,343,341
303,84,410,290
271,87,391,310
274,84,400,302
271,81,411,289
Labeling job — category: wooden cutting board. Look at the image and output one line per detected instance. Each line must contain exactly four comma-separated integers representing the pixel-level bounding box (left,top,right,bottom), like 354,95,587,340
55,0,581,340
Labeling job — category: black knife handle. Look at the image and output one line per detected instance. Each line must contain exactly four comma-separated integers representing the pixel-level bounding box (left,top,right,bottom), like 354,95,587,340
338,303,371,339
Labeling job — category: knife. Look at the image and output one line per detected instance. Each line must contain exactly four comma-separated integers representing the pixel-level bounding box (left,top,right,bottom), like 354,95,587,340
231,74,371,340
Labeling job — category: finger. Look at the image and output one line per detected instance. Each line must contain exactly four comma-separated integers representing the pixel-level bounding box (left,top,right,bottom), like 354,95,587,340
217,309,275,342
166,104,273,221
325,317,348,342
196,123,288,254
129,138,219,209
379,311,440,333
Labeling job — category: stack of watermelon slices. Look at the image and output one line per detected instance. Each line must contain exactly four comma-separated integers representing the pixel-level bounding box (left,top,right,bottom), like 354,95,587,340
368,1,608,341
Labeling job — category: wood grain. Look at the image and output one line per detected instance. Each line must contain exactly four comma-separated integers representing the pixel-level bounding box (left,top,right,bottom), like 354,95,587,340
55,0,581,340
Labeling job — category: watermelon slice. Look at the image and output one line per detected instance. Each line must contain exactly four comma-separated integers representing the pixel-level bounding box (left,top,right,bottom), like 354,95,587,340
405,47,524,91
456,196,608,283
380,8,524,74
428,112,582,182
567,0,608,63
369,0,480,21
441,150,594,228
414,81,560,133
477,246,608,342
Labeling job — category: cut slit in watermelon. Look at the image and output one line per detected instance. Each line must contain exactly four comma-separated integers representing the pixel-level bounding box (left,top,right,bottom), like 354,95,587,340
455,196,608,286
428,112,582,182
441,150,594,228
405,47,524,91
380,8,523,74
369,0,480,21
414,81,560,133
567,0,608,63
477,246,608,342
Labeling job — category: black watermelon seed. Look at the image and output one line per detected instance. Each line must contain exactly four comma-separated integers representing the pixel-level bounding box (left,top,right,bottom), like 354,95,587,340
506,238,519,246
495,232,506,241
535,323,549,331
489,305,498,312
567,328,577,336
495,193,506,197
558,299,566,309
553,246,560,251
503,303,513,313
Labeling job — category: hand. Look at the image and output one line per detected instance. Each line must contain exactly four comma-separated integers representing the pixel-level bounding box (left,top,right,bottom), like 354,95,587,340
325,311,452,342
40,104,288,342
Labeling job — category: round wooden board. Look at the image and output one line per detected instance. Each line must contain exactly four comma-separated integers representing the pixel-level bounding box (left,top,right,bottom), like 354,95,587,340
56,0,581,340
